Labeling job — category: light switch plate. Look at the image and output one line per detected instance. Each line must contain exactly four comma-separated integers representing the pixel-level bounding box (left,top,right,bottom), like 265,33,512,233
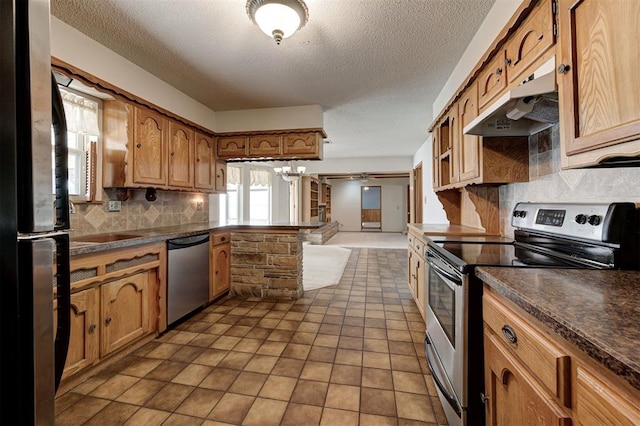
107,200,121,212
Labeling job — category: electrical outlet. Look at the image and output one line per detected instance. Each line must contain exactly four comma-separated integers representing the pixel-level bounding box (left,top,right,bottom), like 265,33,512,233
196,201,203,211
107,200,121,212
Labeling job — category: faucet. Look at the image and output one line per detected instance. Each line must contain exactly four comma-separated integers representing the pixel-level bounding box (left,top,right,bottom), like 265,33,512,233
68,200,76,214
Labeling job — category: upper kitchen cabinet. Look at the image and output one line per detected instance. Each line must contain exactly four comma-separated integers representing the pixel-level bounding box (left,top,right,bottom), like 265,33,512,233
168,120,195,189
504,0,555,85
458,83,481,182
557,0,640,168
478,52,508,112
132,106,168,186
103,100,222,193
194,132,215,191
216,128,326,161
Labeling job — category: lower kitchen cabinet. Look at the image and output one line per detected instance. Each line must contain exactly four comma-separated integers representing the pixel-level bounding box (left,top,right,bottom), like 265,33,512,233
210,231,231,301
61,288,100,380
61,243,165,381
407,230,427,319
100,272,150,356
483,285,640,425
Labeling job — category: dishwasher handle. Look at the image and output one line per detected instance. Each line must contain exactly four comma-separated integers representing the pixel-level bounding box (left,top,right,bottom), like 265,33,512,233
167,233,210,250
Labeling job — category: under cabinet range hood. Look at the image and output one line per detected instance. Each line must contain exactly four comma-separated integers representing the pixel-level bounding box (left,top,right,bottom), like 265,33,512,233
464,57,559,137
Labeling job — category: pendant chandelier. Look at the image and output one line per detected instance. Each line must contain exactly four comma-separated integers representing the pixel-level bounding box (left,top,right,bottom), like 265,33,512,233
274,161,306,182
246,0,309,45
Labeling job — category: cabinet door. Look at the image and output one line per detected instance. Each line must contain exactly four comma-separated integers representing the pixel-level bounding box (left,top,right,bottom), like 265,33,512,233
210,243,230,300
558,0,640,156
217,137,247,159
60,288,100,379
133,107,167,186
408,248,417,296
574,366,640,426
479,52,508,111
194,132,214,191
282,133,322,158
448,104,460,185
215,161,227,192
415,254,426,319
101,272,150,356
432,133,440,189
505,0,554,84
484,332,571,426
458,83,481,182
249,135,281,157
168,121,194,188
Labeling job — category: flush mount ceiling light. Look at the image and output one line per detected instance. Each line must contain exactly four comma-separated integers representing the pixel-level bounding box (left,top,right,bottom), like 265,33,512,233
274,161,306,182
246,0,309,45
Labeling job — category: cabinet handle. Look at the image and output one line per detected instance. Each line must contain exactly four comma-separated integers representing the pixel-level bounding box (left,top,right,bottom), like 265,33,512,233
170,152,175,156
480,392,490,404
105,317,112,326
136,143,142,148
557,64,571,74
221,236,226,241
504,58,512,66
501,325,517,344
196,158,200,162
495,67,503,75
88,324,96,334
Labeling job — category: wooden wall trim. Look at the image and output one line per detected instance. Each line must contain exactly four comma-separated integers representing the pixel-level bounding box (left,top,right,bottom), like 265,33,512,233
217,128,328,138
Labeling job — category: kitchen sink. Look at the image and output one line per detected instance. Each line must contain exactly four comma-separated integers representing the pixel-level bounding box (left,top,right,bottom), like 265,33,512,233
71,233,144,243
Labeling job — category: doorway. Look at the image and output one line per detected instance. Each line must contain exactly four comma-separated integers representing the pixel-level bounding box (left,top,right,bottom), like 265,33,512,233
413,163,423,223
361,186,381,231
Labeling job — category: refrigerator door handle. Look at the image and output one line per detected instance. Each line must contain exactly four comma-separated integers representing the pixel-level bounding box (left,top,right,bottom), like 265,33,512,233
53,234,70,391
51,72,70,231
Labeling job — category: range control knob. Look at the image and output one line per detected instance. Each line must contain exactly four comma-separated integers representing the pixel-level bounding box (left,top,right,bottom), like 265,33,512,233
575,214,587,225
520,211,527,218
513,210,528,218
588,215,602,226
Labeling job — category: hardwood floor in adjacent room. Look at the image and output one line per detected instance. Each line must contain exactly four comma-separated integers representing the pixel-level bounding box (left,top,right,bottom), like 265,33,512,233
55,248,446,425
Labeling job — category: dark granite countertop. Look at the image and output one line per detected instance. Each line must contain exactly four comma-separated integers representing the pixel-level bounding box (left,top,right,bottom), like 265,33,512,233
70,220,322,256
476,266,640,391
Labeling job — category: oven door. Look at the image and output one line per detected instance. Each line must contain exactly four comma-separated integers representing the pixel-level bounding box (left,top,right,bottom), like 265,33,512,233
425,249,467,421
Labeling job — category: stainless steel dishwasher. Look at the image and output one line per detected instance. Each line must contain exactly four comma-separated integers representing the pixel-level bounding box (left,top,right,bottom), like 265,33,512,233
167,233,210,325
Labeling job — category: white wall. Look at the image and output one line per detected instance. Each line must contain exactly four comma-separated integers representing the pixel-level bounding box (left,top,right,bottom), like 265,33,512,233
51,17,217,130
329,178,408,232
413,138,449,224
215,105,323,133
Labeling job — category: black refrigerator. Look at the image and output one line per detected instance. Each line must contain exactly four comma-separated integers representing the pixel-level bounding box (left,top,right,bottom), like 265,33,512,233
1,0,71,424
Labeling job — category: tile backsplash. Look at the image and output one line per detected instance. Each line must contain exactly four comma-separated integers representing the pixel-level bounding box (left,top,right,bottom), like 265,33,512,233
500,124,640,237
70,189,209,237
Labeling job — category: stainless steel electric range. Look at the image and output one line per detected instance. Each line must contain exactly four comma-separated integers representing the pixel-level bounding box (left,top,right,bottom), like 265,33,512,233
424,202,640,426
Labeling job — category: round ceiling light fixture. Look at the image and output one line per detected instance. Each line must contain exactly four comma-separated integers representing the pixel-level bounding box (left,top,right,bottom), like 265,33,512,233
246,0,309,45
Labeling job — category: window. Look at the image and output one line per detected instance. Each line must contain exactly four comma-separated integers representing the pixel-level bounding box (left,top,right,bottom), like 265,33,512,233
249,169,271,221
221,166,242,221
53,87,101,201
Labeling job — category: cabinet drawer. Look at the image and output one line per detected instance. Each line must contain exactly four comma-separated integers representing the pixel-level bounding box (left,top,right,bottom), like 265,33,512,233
412,238,425,257
212,232,230,246
483,292,570,404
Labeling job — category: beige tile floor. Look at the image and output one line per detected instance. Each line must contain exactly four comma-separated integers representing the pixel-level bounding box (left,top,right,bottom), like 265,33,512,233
55,248,447,425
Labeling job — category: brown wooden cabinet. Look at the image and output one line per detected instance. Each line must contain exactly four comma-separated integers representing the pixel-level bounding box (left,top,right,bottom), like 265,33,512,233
168,120,195,188
458,83,481,182
101,272,150,356
215,161,227,192
194,132,215,191
321,183,332,222
483,285,640,426
484,331,572,426
60,288,100,380
478,52,508,112
504,0,555,85
132,106,168,186
216,129,325,161
557,0,640,167
103,101,222,193
209,231,231,301
60,243,165,382
407,230,427,320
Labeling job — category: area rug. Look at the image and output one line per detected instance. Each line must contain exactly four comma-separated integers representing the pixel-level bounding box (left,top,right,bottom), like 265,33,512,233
303,245,352,291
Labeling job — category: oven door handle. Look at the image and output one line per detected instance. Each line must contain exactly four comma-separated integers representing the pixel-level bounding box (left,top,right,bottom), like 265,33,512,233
427,256,462,286
425,336,462,416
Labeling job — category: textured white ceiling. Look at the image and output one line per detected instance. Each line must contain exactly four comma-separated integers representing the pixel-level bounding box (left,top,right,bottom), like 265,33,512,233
51,0,496,160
